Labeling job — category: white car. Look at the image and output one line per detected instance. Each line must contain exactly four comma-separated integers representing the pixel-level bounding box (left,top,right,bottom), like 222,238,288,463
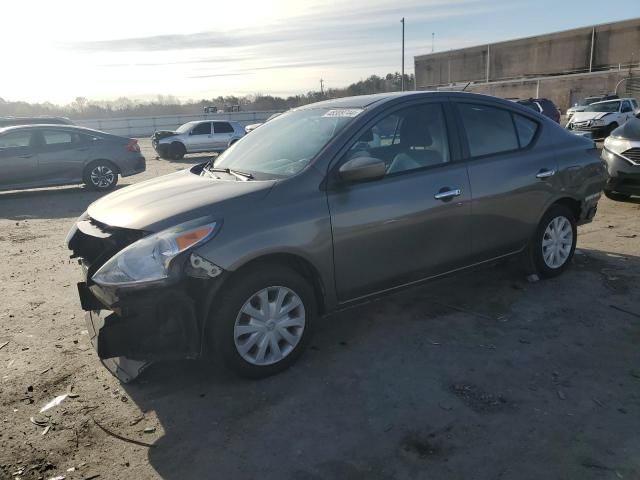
566,95,618,118
151,120,245,160
567,98,638,139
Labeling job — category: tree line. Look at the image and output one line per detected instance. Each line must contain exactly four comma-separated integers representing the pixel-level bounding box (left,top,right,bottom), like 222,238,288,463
0,72,415,120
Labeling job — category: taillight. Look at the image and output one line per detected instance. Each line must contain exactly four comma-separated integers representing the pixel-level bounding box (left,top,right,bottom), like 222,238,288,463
127,139,140,152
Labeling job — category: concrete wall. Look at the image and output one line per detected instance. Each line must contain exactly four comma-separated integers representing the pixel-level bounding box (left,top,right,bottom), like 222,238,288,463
433,68,640,112
415,17,640,89
74,110,280,137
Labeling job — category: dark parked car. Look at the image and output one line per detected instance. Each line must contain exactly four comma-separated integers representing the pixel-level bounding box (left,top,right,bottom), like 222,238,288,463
0,116,73,128
601,113,640,200
516,98,561,123
66,92,606,381
0,125,145,191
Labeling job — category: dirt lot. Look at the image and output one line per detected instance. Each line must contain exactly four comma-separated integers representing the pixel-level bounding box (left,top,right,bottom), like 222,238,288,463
1,139,639,480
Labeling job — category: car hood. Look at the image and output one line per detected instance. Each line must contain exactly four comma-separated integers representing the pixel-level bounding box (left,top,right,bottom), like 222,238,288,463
570,111,613,123
87,168,276,232
611,117,640,141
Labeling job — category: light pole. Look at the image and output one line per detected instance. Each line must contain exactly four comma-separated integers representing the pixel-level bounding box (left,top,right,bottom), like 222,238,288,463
401,18,405,91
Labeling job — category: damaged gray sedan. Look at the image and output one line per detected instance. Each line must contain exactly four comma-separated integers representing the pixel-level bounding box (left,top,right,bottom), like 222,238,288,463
66,91,606,381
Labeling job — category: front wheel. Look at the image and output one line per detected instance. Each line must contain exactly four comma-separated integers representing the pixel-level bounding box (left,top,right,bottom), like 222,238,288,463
529,205,577,278
169,142,186,160
208,265,316,378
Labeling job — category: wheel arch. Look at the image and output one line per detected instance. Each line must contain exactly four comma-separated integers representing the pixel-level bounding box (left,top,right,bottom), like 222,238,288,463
84,158,121,174
228,252,329,316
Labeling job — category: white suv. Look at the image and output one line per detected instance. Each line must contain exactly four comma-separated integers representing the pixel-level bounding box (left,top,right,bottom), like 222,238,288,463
567,98,638,139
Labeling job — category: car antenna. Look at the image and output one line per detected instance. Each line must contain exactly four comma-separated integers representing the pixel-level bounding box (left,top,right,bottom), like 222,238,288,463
462,81,471,92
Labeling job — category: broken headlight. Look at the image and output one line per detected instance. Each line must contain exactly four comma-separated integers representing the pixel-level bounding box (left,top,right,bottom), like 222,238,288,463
92,218,218,287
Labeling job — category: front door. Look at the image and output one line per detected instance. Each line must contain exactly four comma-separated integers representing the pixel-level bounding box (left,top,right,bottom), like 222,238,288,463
0,129,40,189
453,101,558,261
186,122,213,152
327,101,472,302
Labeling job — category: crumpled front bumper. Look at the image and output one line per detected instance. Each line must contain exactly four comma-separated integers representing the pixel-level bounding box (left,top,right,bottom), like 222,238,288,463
77,280,204,381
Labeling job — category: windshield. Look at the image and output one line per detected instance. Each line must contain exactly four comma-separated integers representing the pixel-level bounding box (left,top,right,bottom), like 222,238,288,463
585,101,620,113
213,107,361,178
176,122,195,134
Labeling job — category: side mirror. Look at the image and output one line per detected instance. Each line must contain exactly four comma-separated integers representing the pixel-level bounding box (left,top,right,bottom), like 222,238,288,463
338,156,386,183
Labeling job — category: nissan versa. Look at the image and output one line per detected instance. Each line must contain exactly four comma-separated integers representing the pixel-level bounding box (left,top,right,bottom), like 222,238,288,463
66,92,606,381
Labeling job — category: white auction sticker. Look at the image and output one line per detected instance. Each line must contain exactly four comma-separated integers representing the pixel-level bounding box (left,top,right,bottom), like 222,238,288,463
323,109,364,118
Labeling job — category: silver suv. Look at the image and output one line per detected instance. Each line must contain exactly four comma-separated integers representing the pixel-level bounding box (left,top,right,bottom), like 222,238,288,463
67,91,606,381
152,120,245,160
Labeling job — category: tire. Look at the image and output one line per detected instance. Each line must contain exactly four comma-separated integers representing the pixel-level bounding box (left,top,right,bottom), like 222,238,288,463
604,190,631,202
529,204,577,278
208,265,316,378
83,160,119,191
169,142,186,160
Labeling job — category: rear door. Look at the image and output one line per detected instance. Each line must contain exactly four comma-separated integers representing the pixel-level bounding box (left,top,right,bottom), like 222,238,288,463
212,122,235,149
327,100,473,302
37,129,88,183
0,129,40,189
453,101,556,261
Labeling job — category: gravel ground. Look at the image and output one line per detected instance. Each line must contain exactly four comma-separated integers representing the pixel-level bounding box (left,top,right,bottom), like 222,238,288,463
1,139,639,480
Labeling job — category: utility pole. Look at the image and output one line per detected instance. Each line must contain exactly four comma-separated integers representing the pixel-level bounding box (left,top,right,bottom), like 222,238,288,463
432,32,435,53
320,78,324,96
401,17,405,91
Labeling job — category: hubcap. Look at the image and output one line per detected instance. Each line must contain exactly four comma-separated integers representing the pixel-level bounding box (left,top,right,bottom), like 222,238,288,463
542,216,573,269
234,286,305,366
90,165,115,188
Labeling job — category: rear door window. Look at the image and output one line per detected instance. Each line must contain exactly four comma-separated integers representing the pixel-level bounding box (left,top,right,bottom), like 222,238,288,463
213,122,234,133
457,103,519,157
42,130,78,146
192,122,211,135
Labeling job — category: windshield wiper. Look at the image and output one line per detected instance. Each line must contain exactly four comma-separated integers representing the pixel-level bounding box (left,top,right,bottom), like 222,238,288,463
203,164,254,181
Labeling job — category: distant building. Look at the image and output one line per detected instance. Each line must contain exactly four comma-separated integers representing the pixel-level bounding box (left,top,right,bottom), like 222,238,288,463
414,17,640,110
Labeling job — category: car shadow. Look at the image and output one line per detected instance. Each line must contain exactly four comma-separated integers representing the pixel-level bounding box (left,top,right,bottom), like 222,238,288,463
120,249,640,479
0,185,124,220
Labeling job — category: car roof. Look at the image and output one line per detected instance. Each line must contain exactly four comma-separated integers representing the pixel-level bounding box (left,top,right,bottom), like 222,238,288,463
295,90,541,113
0,124,116,137
589,98,629,106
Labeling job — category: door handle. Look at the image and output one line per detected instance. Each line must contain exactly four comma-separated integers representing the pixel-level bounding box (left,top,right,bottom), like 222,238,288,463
434,188,462,200
20,154,33,158
536,169,556,179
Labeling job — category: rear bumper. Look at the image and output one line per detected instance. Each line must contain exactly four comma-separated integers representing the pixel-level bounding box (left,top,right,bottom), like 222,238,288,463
119,155,146,177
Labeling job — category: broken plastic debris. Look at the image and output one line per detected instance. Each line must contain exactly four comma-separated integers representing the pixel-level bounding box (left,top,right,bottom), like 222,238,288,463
46,476,65,480
40,394,68,413
143,426,156,434
42,425,51,435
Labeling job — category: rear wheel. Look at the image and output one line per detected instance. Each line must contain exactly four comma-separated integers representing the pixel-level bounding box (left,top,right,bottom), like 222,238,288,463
83,160,118,191
529,204,577,278
169,142,186,160
208,265,316,378
604,190,631,202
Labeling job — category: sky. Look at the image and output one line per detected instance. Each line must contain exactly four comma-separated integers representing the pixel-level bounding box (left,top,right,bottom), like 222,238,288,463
1,0,639,104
